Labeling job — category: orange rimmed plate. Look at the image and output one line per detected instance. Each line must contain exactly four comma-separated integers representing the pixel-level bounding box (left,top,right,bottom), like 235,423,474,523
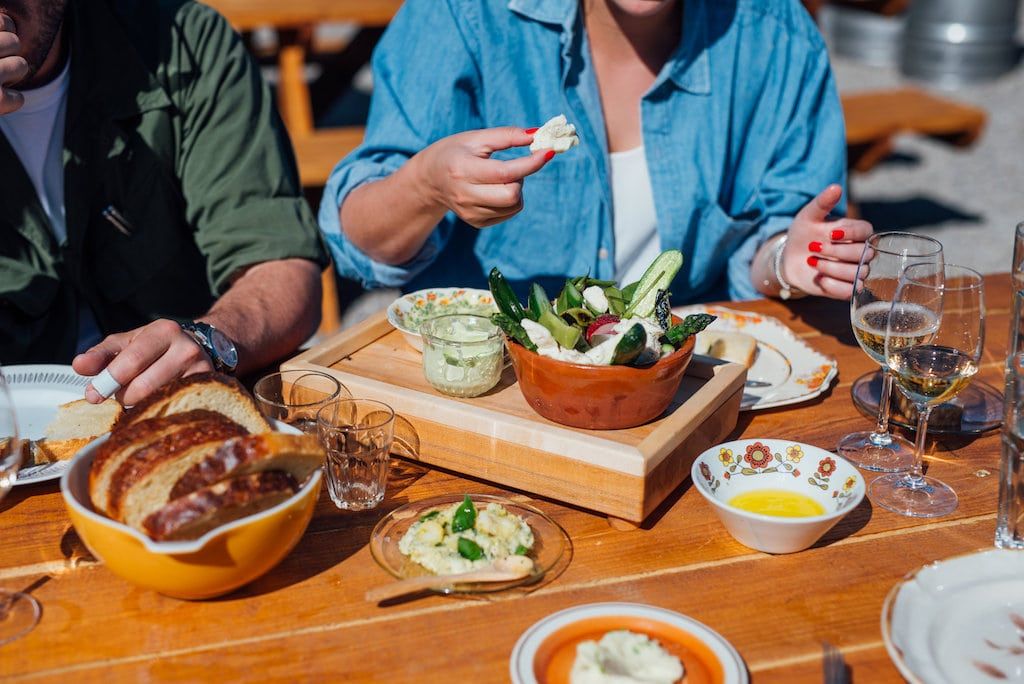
511,602,747,684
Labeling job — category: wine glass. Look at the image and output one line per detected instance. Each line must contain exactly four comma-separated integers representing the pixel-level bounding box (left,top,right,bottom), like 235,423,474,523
840,232,944,471
870,263,984,518
0,364,41,644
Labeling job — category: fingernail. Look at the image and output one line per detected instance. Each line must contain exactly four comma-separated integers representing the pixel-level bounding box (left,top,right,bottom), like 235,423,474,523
808,241,823,253
543,150,555,161
830,229,845,241
524,127,539,134
807,256,819,267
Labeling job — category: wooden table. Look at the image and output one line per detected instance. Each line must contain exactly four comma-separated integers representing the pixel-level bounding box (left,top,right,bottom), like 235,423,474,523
2,274,1012,681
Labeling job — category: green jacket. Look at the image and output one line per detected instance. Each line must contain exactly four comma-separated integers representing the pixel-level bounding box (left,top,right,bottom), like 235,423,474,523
0,0,327,363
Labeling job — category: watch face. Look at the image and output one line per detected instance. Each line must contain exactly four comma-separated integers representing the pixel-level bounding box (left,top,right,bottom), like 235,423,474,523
210,328,238,369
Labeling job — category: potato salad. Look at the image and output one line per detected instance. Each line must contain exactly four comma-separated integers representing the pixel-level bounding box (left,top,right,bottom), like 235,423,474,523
398,496,534,575
571,630,684,684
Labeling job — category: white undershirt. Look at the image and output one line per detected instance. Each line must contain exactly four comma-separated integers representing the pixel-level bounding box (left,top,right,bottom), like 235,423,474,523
0,58,100,354
0,56,70,244
609,146,661,285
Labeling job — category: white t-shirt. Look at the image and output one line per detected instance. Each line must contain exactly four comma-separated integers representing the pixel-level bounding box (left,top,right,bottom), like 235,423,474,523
609,146,661,285
0,56,70,244
0,58,101,353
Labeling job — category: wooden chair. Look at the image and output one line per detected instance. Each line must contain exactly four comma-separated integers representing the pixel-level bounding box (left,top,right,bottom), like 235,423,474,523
205,0,402,336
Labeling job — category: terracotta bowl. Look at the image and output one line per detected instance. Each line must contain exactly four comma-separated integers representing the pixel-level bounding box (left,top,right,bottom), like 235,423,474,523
505,330,695,430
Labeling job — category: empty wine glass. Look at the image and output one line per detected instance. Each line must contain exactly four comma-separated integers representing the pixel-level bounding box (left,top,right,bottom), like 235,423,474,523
840,232,944,471
870,263,984,518
0,364,41,644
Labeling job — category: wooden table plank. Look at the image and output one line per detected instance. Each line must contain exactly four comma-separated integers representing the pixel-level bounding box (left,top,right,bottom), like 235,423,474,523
2,273,1013,682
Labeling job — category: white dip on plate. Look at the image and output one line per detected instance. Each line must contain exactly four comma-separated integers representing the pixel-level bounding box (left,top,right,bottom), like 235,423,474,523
397,499,534,575
570,630,684,684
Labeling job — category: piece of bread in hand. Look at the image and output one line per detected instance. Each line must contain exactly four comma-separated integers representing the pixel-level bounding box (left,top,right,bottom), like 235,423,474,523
141,471,299,541
109,416,249,529
32,399,123,465
117,372,271,435
169,432,325,501
694,331,758,368
89,410,245,517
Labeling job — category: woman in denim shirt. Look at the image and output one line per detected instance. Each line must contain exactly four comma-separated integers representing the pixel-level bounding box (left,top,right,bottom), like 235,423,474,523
319,0,872,303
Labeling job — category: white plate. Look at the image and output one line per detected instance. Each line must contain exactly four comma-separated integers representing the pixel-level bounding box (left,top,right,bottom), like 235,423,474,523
674,305,838,411
883,549,1024,684
511,602,747,684
4,364,90,485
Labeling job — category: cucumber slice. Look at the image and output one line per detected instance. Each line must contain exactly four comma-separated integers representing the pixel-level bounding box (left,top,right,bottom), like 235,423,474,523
539,310,581,349
527,283,553,321
625,250,684,319
611,323,646,366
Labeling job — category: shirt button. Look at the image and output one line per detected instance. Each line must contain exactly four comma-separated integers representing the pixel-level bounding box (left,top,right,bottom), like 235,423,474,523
598,248,609,260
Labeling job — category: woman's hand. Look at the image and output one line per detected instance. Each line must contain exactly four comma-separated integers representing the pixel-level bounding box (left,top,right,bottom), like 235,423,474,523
780,185,873,299
415,126,554,228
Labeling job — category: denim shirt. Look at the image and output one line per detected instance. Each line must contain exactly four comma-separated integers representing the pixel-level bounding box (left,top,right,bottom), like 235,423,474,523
318,0,846,302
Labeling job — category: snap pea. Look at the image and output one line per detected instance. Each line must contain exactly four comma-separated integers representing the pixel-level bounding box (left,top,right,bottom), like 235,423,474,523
604,286,626,317
488,267,527,321
457,537,484,561
620,281,640,304
555,280,584,314
491,313,537,352
451,494,476,533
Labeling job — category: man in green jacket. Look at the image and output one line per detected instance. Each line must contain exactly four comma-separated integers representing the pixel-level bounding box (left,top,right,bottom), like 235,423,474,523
0,0,328,404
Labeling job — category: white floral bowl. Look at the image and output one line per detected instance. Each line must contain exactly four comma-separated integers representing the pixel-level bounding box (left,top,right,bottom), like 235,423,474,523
691,439,865,554
386,288,497,352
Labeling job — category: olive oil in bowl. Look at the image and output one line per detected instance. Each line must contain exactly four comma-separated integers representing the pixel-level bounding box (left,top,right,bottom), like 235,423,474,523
727,489,825,518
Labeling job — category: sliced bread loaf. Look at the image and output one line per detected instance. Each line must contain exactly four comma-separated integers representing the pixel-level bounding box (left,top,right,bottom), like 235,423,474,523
141,471,299,541
89,410,240,516
109,416,249,528
169,432,325,501
117,372,271,434
33,399,123,465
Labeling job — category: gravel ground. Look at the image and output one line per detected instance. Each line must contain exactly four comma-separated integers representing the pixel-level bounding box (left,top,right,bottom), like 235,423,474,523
830,21,1024,275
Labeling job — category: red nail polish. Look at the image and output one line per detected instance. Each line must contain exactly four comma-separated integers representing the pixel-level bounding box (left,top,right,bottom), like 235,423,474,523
831,229,845,241
524,127,539,134
807,256,819,267
809,241,823,253
543,150,555,161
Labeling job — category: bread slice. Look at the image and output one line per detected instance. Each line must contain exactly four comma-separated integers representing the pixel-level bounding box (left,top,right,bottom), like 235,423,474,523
31,399,122,465
695,330,758,368
117,372,271,435
109,417,249,527
141,471,299,541
89,410,243,516
169,433,325,501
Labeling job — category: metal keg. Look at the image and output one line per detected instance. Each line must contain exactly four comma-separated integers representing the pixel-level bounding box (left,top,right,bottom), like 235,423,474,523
901,0,1021,87
820,5,906,68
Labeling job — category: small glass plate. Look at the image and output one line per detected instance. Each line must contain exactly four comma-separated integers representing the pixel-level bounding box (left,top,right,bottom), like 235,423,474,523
851,370,1003,436
369,493,570,595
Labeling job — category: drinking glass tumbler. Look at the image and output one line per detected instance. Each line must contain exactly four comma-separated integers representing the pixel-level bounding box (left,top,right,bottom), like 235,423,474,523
317,399,395,511
997,352,1024,548
254,370,347,434
420,314,504,398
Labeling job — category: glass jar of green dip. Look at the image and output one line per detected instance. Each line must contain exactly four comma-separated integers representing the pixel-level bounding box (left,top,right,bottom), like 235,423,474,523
420,314,504,398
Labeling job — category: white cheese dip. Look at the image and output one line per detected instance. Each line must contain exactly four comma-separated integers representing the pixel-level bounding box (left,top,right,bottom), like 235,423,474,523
570,630,684,684
522,317,665,366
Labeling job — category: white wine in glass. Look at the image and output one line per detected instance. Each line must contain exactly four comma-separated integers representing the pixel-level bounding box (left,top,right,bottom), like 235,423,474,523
870,263,985,518
0,364,41,644
840,232,944,471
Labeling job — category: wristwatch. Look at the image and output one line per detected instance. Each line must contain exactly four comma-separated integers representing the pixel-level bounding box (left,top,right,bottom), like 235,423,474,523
179,321,239,374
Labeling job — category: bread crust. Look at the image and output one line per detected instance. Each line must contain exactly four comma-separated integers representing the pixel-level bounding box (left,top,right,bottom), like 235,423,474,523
106,415,247,521
116,372,271,434
142,471,299,541
169,433,324,500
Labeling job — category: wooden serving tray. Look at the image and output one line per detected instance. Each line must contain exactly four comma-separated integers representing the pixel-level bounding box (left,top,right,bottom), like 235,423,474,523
284,312,747,526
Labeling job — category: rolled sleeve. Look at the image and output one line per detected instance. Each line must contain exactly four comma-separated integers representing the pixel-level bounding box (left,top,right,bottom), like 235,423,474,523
727,41,846,301
317,0,481,289
174,4,327,295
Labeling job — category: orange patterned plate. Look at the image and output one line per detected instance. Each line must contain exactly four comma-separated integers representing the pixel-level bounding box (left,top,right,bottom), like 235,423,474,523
511,603,747,684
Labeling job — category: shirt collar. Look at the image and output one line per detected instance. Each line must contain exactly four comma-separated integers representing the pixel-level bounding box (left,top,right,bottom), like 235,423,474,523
507,0,576,27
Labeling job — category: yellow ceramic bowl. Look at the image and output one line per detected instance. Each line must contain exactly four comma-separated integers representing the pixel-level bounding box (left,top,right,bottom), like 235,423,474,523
60,424,321,599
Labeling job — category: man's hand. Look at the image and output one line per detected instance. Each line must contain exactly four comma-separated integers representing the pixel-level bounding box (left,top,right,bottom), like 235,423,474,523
72,319,214,405
416,126,554,228
781,185,874,299
0,14,27,114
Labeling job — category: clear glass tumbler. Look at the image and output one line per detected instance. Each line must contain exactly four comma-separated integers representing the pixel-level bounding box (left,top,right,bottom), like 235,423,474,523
254,370,348,434
317,399,395,511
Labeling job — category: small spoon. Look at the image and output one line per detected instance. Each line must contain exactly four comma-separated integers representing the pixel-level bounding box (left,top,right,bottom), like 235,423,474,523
365,555,535,603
